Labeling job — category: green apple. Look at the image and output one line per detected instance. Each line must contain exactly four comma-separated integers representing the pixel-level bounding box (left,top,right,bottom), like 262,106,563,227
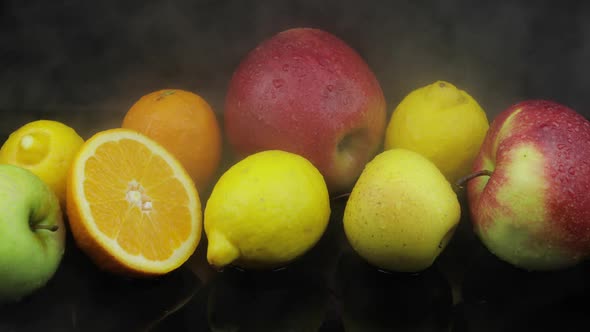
0,164,65,302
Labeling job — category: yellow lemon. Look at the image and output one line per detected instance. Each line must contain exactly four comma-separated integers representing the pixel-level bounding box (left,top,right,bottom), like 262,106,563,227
204,150,331,270
0,120,84,208
343,149,461,272
384,81,489,185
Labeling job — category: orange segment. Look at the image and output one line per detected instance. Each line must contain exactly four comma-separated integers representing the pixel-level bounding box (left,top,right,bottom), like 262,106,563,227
66,128,202,277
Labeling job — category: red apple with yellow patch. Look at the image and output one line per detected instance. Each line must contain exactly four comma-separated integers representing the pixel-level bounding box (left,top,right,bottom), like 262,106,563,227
463,100,590,270
224,28,386,193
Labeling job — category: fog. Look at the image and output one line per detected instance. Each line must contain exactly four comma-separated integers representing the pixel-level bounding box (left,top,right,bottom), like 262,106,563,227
1,0,589,138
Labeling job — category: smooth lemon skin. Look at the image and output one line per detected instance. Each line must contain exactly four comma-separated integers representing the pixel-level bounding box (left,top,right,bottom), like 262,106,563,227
204,150,331,270
343,149,461,273
384,81,489,185
0,120,84,208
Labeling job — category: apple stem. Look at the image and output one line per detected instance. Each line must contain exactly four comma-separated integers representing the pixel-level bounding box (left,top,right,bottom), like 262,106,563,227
32,224,59,232
455,169,494,189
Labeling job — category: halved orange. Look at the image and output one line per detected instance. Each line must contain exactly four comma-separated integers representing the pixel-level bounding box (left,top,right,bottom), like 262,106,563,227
66,128,202,277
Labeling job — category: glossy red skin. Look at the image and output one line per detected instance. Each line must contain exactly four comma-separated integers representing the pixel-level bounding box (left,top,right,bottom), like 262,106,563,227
224,28,386,193
468,100,590,254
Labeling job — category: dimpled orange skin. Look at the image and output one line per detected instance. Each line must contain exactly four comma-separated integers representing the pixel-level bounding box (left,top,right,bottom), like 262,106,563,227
122,89,222,192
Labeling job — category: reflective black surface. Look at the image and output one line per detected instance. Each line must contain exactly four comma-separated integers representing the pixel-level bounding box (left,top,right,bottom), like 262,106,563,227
2,0,590,331
1,198,590,331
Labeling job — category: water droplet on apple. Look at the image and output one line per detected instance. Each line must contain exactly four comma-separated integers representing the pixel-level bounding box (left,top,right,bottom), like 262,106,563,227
282,64,289,72
292,56,301,61
272,79,284,89
319,58,330,67
558,164,565,173
557,143,567,150
568,167,576,175
248,67,262,80
326,85,334,92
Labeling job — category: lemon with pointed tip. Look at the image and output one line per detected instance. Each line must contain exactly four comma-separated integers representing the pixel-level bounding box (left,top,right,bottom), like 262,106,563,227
0,120,84,208
343,149,461,272
204,150,331,270
385,80,489,185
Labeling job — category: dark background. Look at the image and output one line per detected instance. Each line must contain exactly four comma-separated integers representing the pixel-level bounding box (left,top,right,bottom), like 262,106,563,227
2,1,590,331
2,0,590,139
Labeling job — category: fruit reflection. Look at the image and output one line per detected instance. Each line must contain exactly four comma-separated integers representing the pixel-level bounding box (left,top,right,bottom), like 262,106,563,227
154,204,343,331
335,250,453,331
0,241,202,331
206,267,329,331
458,247,590,332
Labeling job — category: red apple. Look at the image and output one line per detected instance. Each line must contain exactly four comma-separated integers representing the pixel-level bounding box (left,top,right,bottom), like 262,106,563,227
224,28,386,193
463,100,590,270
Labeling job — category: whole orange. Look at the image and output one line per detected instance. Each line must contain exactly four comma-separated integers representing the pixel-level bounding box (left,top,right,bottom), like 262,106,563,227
122,89,222,192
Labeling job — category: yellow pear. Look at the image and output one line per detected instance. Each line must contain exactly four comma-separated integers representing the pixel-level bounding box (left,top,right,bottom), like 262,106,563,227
343,149,460,272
